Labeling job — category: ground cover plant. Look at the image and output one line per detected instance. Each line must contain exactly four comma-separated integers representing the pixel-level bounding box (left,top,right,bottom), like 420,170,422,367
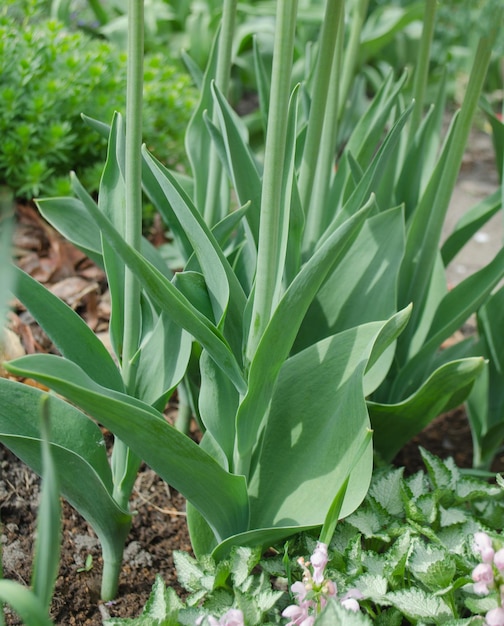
1,0,504,624
103,448,504,625
0,0,195,199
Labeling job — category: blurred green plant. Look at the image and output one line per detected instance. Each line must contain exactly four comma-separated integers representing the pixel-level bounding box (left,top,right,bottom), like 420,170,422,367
0,4,195,199
0,396,60,626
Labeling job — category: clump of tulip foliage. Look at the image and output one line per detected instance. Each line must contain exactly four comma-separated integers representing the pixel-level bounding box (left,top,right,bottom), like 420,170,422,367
0,0,503,624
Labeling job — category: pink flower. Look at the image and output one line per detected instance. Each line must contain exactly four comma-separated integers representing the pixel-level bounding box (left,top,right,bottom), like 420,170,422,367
291,580,308,603
341,597,360,612
486,607,504,626
282,603,314,626
475,533,496,563
495,549,504,571
311,542,329,584
340,588,363,612
473,563,494,595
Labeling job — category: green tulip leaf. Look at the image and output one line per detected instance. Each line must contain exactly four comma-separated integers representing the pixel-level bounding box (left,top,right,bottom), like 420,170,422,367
3,356,249,543
10,265,123,392
369,357,485,462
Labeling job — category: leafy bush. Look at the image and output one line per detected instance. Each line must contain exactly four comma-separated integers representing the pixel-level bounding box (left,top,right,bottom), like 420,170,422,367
0,5,196,198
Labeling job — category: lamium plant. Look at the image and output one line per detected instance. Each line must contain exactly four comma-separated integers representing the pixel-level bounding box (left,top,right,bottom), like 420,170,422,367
1,0,503,612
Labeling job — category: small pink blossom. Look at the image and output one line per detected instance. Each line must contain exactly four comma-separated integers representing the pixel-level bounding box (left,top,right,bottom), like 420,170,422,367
291,580,308,603
494,550,504,571
486,607,504,626
310,542,329,584
341,597,360,612
282,603,314,626
473,563,494,595
475,533,496,563
282,543,362,623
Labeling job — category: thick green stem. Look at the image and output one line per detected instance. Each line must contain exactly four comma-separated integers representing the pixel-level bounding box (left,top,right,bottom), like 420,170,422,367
302,2,345,251
408,0,437,140
122,0,144,396
246,0,298,362
99,522,132,601
338,0,369,119
298,0,345,218
111,0,144,514
203,0,238,227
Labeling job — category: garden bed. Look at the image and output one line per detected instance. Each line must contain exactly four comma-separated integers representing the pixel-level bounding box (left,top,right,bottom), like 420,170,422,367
1,119,502,625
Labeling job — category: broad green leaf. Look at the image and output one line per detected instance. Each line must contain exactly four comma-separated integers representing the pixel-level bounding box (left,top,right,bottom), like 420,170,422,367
3,358,249,543
212,525,319,562
441,189,501,266
81,112,110,138
181,50,203,90
36,196,171,279
403,251,448,362
369,357,485,462
135,311,192,408
364,305,412,396
385,587,451,622
295,207,404,352
35,196,103,267
70,173,246,394
368,468,404,517
393,246,504,398
408,541,456,590
31,396,61,612
419,447,455,491
10,265,123,392
236,200,374,467
0,379,132,599
199,350,239,469
141,150,197,264
0,581,54,626
249,320,394,532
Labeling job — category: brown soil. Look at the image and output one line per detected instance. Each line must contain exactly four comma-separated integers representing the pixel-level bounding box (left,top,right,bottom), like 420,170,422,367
1,448,191,625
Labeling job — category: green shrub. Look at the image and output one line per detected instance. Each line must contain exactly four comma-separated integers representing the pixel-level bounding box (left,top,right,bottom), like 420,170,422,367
0,6,196,199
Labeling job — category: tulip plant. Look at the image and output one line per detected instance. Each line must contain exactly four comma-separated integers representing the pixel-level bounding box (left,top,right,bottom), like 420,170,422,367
1,0,503,609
